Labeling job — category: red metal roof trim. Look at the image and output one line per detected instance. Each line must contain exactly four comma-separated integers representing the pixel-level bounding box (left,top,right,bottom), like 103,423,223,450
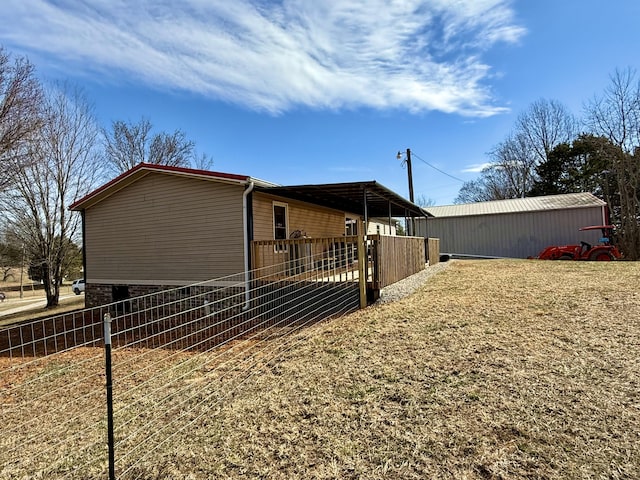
70,163,250,210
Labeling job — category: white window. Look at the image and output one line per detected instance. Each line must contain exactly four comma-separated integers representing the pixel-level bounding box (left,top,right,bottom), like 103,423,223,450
273,202,288,239
345,217,358,236
273,202,288,251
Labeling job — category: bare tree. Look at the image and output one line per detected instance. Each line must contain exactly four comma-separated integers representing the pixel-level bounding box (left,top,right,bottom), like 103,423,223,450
613,149,640,259
585,68,640,259
190,151,214,171
585,68,640,152
456,133,537,203
415,194,436,207
0,230,22,282
0,46,44,190
103,118,152,173
455,165,518,203
455,177,497,204
516,98,578,164
4,84,101,307
148,130,194,166
457,98,576,204
488,133,538,198
103,118,211,174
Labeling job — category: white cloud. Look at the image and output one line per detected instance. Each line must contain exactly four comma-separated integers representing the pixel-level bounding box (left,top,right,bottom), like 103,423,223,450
461,162,493,173
1,0,525,115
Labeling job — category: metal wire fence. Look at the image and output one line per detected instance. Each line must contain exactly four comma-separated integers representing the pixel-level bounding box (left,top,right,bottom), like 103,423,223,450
0,247,361,479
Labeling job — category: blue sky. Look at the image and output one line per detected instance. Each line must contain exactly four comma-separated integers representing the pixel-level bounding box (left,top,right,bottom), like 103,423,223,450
2,0,639,205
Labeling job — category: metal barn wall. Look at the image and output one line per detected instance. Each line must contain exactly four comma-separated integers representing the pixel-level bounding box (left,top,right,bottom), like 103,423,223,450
415,207,605,258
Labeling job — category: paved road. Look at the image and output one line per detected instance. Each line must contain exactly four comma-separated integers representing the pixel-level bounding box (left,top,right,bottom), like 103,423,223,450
0,293,79,317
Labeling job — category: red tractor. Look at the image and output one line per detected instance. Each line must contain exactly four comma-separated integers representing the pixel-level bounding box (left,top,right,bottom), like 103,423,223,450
533,225,622,261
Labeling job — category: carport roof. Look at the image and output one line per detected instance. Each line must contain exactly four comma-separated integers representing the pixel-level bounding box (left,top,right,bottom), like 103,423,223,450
257,181,430,218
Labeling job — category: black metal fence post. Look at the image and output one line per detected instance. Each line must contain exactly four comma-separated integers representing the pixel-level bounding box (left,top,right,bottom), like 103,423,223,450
103,312,115,480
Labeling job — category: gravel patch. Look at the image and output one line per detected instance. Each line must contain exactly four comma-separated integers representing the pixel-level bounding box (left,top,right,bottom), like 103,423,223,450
376,259,453,304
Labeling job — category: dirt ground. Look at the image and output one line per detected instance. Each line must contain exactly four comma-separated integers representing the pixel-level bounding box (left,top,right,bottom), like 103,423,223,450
1,259,639,479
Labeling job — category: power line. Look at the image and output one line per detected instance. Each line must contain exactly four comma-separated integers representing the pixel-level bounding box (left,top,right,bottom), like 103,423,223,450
410,151,466,183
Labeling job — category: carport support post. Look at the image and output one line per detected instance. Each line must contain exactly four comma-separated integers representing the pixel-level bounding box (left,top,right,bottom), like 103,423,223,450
103,312,115,480
357,234,367,309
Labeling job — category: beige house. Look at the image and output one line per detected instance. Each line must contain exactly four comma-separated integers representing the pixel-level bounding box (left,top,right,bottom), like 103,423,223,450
70,163,426,306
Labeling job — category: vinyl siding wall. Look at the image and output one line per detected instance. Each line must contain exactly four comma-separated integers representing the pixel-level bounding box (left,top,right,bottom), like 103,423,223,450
252,192,356,240
367,219,397,236
84,172,245,284
415,207,605,258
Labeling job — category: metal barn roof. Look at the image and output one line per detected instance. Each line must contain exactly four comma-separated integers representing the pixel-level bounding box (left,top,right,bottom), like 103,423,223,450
424,193,606,218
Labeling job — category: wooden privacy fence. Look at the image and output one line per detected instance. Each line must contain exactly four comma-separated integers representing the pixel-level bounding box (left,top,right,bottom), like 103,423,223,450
367,234,426,289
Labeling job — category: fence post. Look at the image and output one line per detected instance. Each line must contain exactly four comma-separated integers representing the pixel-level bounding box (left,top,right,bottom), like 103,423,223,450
357,235,367,309
103,312,116,480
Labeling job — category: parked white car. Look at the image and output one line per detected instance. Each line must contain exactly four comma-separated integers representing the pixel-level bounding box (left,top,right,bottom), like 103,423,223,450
72,279,85,295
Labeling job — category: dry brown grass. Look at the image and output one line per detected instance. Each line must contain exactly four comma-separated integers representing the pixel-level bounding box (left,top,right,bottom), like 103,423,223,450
2,259,640,479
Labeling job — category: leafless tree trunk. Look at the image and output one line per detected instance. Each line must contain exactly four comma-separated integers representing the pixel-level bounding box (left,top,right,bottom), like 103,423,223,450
585,69,640,259
0,47,44,190
4,84,102,306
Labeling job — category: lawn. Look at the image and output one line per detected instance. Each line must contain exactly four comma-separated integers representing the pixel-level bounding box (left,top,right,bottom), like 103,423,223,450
1,259,639,479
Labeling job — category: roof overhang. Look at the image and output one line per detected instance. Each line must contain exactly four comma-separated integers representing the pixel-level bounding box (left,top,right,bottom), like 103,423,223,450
256,181,431,218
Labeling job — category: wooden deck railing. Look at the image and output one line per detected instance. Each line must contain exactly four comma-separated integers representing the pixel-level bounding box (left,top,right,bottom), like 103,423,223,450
252,234,426,292
252,236,361,281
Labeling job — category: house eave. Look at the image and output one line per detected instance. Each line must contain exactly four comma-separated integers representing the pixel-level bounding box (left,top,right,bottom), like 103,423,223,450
69,163,269,211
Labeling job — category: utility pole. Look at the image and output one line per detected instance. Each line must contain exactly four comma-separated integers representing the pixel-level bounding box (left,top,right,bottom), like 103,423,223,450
397,148,415,202
406,148,414,203
397,148,416,236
